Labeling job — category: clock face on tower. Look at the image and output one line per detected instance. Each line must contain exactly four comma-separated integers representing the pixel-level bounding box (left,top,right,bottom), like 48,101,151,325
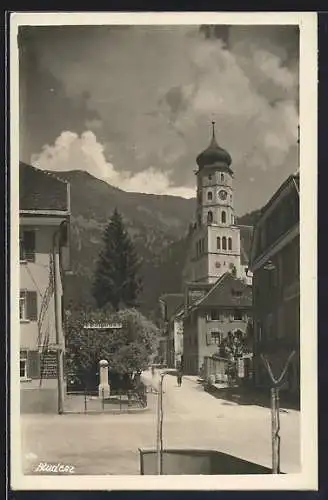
218,190,227,201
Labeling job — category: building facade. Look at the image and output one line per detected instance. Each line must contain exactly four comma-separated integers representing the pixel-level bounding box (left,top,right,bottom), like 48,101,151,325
183,273,252,375
181,124,253,375
159,293,184,368
183,122,251,285
250,172,300,396
20,162,71,413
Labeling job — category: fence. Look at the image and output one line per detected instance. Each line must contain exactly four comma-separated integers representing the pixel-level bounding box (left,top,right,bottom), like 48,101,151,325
202,355,253,386
64,384,148,414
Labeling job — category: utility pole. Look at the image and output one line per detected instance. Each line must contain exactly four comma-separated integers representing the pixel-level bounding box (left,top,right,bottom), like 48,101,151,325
53,225,65,415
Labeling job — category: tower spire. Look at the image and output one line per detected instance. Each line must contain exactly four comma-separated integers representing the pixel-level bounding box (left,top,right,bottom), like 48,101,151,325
210,120,217,147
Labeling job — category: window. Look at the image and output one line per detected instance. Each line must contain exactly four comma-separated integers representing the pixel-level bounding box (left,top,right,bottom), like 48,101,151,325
208,174,212,181
228,237,232,250
221,173,224,182
211,331,222,345
222,237,227,250
207,211,213,224
210,309,220,321
19,291,26,320
20,230,36,262
216,237,221,250
207,191,213,201
20,290,37,322
231,215,234,224
233,309,243,321
232,289,242,298
20,351,27,379
221,211,226,224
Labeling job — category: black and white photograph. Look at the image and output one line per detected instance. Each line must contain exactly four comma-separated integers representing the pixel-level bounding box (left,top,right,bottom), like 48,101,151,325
10,12,317,490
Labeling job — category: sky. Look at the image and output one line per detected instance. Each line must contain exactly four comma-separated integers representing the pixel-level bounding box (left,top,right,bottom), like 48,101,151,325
18,24,299,215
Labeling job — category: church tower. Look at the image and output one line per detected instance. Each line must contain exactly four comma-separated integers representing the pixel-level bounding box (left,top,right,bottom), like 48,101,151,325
184,122,243,284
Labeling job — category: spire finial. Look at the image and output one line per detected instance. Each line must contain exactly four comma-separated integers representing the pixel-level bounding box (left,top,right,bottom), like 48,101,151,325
211,120,216,139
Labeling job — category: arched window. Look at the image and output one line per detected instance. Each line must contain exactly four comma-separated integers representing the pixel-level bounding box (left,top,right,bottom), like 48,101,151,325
216,237,221,250
207,191,213,201
221,211,226,224
228,237,232,250
207,211,213,224
222,236,227,250
221,173,224,182
231,215,234,225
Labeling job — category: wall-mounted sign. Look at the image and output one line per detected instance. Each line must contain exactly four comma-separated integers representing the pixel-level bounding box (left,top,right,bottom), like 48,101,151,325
83,322,123,330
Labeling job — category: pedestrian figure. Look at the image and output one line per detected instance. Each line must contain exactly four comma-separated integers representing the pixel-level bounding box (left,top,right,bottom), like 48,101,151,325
177,371,183,387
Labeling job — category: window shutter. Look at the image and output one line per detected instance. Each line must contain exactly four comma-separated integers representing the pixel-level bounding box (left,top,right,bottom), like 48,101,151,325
27,350,40,379
24,231,36,262
26,291,37,321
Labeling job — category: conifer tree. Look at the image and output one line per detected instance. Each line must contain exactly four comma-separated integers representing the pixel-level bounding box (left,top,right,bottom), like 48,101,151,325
92,209,142,310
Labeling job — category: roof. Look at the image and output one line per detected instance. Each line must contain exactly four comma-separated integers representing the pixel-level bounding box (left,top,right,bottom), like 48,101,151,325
19,162,70,212
196,122,233,173
250,172,300,267
191,272,252,310
260,171,299,216
159,293,184,320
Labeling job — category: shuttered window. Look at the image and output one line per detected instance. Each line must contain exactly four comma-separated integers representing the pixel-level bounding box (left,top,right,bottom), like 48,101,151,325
20,231,36,262
27,350,40,379
20,291,37,321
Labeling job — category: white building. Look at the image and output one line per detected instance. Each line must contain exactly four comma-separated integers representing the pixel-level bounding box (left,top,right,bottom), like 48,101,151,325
20,162,70,413
183,122,252,286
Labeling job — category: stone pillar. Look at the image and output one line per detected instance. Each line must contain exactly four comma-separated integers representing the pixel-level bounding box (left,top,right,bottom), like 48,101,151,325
98,359,110,399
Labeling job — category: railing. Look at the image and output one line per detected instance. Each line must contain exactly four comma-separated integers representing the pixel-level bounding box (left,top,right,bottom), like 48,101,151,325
64,384,148,414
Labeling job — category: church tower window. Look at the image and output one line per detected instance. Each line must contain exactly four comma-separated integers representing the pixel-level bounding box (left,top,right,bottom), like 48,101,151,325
221,173,224,182
222,237,227,250
207,191,213,201
217,237,221,250
207,211,213,224
228,237,232,250
221,211,226,224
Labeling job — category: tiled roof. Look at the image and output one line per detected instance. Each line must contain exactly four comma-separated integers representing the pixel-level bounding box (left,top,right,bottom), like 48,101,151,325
159,293,184,320
20,162,69,212
194,272,252,309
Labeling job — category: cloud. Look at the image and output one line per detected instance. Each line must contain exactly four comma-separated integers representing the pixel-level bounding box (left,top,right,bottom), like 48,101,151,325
21,24,299,213
31,130,195,198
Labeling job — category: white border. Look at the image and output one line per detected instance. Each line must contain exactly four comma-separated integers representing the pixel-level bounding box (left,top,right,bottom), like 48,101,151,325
10,11,318,491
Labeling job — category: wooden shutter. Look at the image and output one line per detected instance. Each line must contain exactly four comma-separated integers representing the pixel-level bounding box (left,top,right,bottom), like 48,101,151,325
24,231,36,262
26,291,37,321
27,350,40,379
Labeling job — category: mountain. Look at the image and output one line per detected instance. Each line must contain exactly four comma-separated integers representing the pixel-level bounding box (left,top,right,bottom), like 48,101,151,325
58,170,260,317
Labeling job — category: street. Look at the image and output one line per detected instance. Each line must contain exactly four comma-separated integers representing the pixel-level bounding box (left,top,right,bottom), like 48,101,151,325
22,371,300,475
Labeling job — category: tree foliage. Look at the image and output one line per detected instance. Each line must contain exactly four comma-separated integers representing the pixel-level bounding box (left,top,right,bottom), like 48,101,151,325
65,307,159,388
92,208,142,310
218,328,251,359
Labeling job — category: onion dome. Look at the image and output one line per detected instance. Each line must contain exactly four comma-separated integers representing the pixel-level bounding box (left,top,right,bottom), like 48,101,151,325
196,122,232,173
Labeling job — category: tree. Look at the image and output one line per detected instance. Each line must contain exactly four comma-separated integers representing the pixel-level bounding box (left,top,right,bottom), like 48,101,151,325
65,307,159,389
92,208,142,310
